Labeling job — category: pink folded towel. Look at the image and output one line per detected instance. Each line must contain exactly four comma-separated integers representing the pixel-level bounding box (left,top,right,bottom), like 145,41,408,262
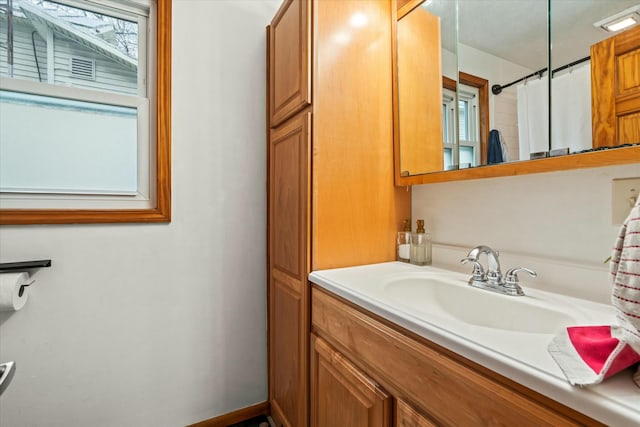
548,198,640,386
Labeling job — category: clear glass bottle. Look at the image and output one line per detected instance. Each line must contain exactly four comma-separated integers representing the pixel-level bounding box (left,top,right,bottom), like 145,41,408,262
410,219,432,266
397,219,411,262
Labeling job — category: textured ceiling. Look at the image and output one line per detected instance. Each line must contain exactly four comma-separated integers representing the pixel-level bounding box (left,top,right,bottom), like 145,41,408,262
424,0,640,71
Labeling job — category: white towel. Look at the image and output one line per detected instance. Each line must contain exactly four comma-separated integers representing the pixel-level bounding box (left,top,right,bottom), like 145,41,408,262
610,196,640,354
548,198,640,386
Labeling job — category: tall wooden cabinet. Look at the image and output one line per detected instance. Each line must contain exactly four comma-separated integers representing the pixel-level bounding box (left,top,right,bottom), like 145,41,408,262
267,1,411,426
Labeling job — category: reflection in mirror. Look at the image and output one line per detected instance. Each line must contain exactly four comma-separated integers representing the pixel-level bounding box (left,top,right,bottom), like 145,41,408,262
458,0,549,164
551,1,640,151
397,1,444,175
395,0,639,183
396,0,456,176
421,0,458,171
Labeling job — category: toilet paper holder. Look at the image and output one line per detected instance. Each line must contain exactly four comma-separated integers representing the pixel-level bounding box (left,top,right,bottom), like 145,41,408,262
0,260,51,296
18,279,35,297
0,260,51,272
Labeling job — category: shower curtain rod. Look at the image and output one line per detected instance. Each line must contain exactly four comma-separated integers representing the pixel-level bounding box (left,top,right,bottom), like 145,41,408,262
491,55,591,95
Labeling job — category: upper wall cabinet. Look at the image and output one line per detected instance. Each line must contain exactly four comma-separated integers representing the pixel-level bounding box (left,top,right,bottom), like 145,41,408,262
394,0,640,186
269,0,311,127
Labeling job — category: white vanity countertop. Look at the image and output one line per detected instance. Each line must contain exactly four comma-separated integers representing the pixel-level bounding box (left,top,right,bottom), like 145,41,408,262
309,262,640,427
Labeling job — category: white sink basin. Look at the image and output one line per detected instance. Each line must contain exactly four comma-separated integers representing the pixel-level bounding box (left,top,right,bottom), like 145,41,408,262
382,274,578,334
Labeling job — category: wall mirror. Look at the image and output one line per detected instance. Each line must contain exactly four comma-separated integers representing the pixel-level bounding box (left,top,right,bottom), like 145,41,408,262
394,0,640,185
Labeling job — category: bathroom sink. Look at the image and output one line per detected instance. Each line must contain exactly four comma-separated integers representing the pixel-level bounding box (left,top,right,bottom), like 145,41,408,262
309,261,638,426
309,262,615,342
381,274,579,334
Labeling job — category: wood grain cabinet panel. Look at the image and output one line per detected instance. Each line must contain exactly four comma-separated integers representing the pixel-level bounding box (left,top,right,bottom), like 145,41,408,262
591,25,640,147
267,1,411,426
619,112,640,144
395,400,438,427
270,276,304,427
269,111,311,427
270,113,311,280
311,287,601,427
311,335,392,427
396,4,443,176
269,0,311,127
616,49,640,96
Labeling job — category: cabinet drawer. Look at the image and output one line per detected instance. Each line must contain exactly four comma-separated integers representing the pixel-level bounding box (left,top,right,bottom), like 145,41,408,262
311,287,596,427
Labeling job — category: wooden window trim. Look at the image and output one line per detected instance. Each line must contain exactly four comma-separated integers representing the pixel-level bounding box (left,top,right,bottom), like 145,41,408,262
0,0,171,225
441,72,490,164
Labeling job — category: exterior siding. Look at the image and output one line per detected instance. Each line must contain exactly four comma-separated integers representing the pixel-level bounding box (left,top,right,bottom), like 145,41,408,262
53,34,137,95
1,17,137,96
0,17,48,82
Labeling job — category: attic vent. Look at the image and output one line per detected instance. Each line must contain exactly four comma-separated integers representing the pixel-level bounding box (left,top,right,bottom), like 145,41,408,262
70,57,96,81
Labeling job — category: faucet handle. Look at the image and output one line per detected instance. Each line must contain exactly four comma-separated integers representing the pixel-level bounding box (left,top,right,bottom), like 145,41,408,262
504,267,536,287
460,257,485,281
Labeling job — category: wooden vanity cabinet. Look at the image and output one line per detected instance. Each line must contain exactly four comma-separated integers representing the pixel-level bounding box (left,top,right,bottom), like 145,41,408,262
311,286,604,427
267,1,411,426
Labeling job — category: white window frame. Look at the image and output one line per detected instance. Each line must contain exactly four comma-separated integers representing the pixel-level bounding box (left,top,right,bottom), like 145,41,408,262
0,0,160,212
442,84,480,168
442,88,457,168
458,84,480,167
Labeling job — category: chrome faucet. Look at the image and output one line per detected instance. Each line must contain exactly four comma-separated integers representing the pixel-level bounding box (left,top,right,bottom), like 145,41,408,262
461,245,502,285
460,245,536,296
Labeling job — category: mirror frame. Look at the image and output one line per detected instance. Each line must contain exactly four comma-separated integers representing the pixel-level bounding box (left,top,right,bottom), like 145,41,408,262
0,0,172,225
392,0,640,186
396,145,640,184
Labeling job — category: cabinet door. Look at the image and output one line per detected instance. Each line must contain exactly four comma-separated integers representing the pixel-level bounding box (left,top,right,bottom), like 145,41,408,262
395,400,438,427
269,0,311,127
269,112,311,427
591,25,640,147
311,335,391,427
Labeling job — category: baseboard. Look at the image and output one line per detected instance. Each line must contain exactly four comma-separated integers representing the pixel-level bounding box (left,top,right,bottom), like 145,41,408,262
186,401,270,427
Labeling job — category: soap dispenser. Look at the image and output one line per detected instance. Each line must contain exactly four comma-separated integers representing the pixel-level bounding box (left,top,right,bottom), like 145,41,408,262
397,219,411,263
410,219,432,266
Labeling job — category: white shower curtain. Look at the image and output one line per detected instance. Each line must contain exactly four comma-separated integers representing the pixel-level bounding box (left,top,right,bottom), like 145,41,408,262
517,77,549,159
516,63,592,160
551,64,592,153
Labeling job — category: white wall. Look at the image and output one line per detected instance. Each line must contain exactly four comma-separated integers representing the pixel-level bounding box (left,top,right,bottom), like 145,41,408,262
412,163,640,303
0,1,281,426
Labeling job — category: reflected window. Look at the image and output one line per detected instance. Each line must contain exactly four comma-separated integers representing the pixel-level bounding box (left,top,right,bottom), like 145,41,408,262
442,83,480,168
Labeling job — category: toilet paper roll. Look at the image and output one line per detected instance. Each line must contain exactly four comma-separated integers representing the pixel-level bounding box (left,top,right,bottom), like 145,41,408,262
0,272,31,312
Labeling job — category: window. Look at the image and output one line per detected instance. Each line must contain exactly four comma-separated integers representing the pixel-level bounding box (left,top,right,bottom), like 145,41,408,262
442,72,488,170
442,87,455,168
458,84,480,166
0,0,171,224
